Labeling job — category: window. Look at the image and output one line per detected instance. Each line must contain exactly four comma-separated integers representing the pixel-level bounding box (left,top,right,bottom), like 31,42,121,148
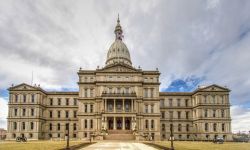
74,111,77,118
90,105,93,113
186,111,189,119
90,89,93,97
85,89,88,97
73,123,77,131
186,124,189,131
178,111,181,119
29,133,33,138
151,105,154,113
185,99,189,106
90,119,93,129
169,111,173,119
150,88,153,97
145,120,148,129
117,87,121,93
178,124,181,131
13,122,17,130
73,134,77,138
15,95,18,102
30,122,34,130
187,134,190,139
58,98,61,105
22,122,25,130
84,120,87,128
31,94,35,103
221,110,225,117
169,99,173,106
162,124,165,131
84,132,87,137
177,99,181,106
205,109,208,117
144,89,148,97
65,111,69,118
13,134,16,138
85,104,88,113
49,111,53,118
58,111,61,118
14,109,18,116
49,123,52,130
22,109,26,116
145,105,148,113
57,123,60,130
213,123,217,131
213,110,216,117
23,95,26,103
205,123,208,131
66,98,69,105
178,134,182,139
151,120,154,129
125,87,129,94
57,133,60,138
30,108,34,116
66,123,69,130
74,98,77,105
50,98,53,105
161,112,165,118
222,123,225,132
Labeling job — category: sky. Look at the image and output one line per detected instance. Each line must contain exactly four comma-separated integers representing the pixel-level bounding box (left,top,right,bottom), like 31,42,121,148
0,0,250,133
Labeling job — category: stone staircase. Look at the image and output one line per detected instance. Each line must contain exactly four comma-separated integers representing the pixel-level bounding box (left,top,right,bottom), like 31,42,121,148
104,130,135,140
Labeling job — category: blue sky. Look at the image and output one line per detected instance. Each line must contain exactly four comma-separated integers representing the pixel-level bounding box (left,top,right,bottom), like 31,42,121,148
0,0,250,132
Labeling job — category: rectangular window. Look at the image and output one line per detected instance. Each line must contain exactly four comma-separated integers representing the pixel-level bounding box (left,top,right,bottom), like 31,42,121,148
49,111,53,118
222,123,225,131
30,122,34,130
14,122,17,130
14,109,18,116
169,111,173,119
31,94,35,103
74,111,77,118
125,88,129,94
85,89,88,97
66,98,69,105
169,99,173,107
90,105,93,113
177,99,181,106
84,120,87,128
57,123,60,130
22,109,26,116
151,105,154,113
186,111,189,119
74,98,77,105
161,112,165,118
178,111,181,119
58,111,61,118
185,99,189,106
90,89,93,97
22,122,25,130
23,95,26,103
150,89,153,97
145,105,148,113
66,123,69,130
31,109,34,116
58,98,61,105
73,123,77,131
144,89,148,97
90,120,93,129
213,110,216,117
50,98,53,105
65,111,69,118
15,95,18,102
85,104,88,113
221,110,225,117
49,123,52,130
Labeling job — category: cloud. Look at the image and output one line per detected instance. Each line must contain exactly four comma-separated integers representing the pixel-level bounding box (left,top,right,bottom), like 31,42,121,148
0,0,250,131
231,105,250,133
0,97,8,129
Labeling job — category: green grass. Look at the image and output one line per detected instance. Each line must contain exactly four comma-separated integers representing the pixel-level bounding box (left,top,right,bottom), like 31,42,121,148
153,141,250,150
0,140,87,150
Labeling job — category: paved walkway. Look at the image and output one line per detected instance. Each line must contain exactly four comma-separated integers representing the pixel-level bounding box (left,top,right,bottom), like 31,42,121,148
82,141,157,150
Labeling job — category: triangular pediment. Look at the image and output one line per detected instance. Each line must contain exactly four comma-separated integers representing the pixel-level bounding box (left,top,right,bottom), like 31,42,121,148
196,84,230,92
8,83,41,91
99,63,139,73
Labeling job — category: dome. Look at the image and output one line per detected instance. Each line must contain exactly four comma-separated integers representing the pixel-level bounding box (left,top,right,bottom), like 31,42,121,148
106,40,132,66
105,15,132,66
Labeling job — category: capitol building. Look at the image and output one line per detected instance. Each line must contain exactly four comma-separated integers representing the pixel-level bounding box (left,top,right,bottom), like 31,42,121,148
6,17,232,141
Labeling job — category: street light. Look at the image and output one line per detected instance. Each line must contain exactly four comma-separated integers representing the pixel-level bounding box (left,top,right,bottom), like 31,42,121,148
66,119,71,150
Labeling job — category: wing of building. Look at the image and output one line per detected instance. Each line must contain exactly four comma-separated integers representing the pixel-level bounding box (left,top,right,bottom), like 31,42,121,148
6,17,232,141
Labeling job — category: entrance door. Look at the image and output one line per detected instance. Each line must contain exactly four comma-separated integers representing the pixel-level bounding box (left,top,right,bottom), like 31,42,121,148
125,118,131,130
108,118,113,130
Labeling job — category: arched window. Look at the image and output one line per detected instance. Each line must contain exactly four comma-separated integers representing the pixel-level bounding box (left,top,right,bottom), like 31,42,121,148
151,120,154,129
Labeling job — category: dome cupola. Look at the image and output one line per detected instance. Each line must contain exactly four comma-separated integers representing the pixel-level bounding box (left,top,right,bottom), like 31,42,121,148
106,15,132,66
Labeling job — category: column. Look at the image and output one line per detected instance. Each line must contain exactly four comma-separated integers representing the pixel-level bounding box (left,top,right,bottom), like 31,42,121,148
114,117,116,130
122,117,125,130
122,99,125,112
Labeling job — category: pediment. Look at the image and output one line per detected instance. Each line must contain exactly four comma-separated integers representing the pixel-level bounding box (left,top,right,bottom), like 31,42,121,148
197,84,230,92
99,63,139,73
8,83,40,91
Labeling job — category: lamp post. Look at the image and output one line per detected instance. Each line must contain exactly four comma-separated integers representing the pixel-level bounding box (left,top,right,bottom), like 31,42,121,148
66,119,70,150
170,119,174,150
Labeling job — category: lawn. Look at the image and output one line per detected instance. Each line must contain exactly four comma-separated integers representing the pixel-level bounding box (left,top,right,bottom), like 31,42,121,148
153,141,250,150
0,140,89,150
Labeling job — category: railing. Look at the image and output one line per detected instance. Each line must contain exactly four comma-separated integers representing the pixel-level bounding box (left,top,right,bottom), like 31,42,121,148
101,92,136,97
